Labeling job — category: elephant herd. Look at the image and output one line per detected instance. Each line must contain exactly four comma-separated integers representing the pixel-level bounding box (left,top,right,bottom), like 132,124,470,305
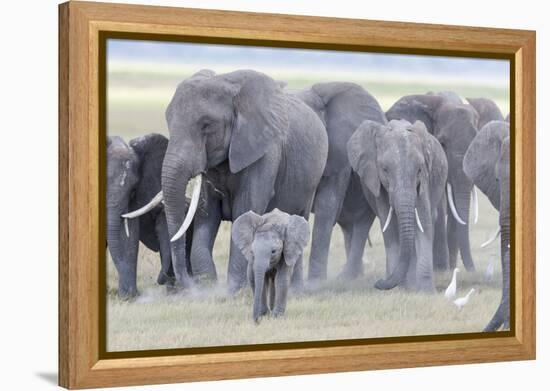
107,69,510,330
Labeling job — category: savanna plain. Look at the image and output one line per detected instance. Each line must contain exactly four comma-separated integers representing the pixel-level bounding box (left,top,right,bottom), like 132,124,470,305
106,64,508,351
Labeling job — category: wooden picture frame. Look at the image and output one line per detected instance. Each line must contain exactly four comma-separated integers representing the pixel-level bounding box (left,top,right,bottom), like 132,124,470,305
58,1,536,389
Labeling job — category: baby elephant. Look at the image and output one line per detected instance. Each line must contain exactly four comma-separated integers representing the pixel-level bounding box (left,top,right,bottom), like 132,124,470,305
232,209,310,323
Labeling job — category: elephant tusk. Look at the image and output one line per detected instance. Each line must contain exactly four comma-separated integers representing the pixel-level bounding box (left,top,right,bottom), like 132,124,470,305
122,191,163,219
447,183,466,225
382,206,393,233
481,227,500,248
472,187,479,225
124,218,130,238
415,208,424,233
171,174,202,243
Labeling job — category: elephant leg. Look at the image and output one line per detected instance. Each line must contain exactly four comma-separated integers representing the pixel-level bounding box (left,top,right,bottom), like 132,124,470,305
155,215,175,287
308,171,350,280
433,201,450,271
446,211,459,269
190,198,222,283
339,209,375,280
273,265,291,317
290,253,304,290
342,224,353,260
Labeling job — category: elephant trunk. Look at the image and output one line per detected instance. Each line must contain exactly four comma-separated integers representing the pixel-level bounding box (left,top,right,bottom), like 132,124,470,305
252,264,267,323
453,185,476,271
161,150,198,286
375,193,416,290
106,207,138,298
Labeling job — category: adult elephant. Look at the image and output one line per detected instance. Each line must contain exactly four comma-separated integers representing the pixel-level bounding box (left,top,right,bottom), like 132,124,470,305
131,69,328,291
295,82,386,280
348,119,448,292
463,120,510,331
386,93,479,272
107,134,181,298
466,97,504,129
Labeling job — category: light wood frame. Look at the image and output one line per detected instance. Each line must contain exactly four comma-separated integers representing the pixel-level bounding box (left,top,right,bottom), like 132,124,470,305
59,1,536,389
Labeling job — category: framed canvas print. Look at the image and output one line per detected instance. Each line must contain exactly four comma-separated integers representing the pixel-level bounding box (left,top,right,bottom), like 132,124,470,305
58,1,536,389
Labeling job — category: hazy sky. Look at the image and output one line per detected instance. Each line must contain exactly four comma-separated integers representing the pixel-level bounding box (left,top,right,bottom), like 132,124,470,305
108,39,510,87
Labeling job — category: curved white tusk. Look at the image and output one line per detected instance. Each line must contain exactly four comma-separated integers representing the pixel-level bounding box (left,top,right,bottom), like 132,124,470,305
471,187,479,224
171,174,202,243
481,227,500,248
121,191,163,219
124,218,130,238
415,208,424,233
447,183,467,225
382,206,393,233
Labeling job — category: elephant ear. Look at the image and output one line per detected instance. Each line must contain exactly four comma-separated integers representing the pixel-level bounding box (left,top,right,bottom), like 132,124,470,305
463,121,509,206
347,120,383,197
232,211,264,262
466,97,504,129
129,133,168,163
409,121,447,200
106,136,113,148
225,70,289,174
283,214,310,267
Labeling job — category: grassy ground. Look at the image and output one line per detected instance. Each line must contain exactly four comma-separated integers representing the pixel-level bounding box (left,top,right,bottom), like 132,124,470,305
106,63,508,352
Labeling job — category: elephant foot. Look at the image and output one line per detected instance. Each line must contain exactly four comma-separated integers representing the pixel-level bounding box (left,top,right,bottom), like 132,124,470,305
193,273,218,286
462,261,476,272
157,270,176,286
118,290,139,301
337,263,364,281
272,308,285,318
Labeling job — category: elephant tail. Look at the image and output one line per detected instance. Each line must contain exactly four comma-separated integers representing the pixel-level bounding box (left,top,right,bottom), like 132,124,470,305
374,261,408,290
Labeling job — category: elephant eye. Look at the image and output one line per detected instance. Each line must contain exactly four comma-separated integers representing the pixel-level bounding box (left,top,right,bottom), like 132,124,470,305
271,249,277,255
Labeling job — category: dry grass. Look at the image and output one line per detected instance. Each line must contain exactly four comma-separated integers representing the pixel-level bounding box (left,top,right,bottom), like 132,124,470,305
106,194,502,351
106,63,507,352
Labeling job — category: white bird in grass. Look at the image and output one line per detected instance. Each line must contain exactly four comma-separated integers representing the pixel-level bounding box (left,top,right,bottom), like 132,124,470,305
485,261,494,281
453,288,475,310
444,268,460,299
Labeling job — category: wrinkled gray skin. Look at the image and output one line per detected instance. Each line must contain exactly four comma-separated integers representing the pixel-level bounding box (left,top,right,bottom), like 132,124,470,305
466,97,505,129
386,93,479,271
463,121,510,331
233,209,310,322
162,69,328,291
106,134,181,298
348,120,448,292
294,82,386,280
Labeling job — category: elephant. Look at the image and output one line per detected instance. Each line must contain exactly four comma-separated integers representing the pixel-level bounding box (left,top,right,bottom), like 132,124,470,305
466,97,505,128
386,93,479,272
463,120,510,331
130,69,328,292
106,133,183,298
348,119,448,292
294,82,386,281
232,209,310,322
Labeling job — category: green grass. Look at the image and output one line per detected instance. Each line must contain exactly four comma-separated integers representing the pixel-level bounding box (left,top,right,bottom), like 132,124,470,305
106,64,508,352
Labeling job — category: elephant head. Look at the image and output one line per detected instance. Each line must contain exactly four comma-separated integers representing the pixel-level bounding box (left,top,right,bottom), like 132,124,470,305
232,209,309,322
463,121,510,210
466,97,504,129
106,136,142,298
387,94,479,271
348,119,447,291
159,69,290,253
